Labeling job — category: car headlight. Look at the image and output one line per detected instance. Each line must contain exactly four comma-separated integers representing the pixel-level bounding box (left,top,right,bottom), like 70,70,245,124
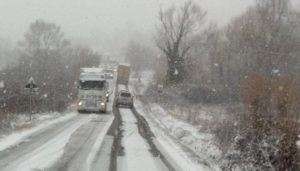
100,102,105,106
106,93,109,97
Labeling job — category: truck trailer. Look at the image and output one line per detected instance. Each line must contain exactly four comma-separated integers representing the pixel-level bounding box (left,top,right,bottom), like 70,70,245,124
117,64,130,85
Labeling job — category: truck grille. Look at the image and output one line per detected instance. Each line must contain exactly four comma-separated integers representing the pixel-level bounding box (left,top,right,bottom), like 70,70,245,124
86,100,96,107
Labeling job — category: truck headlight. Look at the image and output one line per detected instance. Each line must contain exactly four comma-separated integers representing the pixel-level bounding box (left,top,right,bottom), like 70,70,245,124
78,100,85,106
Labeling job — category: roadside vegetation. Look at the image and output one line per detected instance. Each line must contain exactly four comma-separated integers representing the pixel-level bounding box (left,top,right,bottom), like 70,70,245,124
127,0,300,170
0,20,100,118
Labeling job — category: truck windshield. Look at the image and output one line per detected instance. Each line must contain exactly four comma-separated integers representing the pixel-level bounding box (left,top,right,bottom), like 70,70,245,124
121,92,131,97
79,80,105,90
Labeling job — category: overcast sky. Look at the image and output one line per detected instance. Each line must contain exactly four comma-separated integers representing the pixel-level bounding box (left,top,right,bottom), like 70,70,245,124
0,0,255,57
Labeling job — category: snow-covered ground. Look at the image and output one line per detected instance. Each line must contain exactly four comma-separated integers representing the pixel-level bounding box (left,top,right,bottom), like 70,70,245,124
4,114,94,171
134,100,221,171
118,108,168,171
129,70,222,171
0,112,77,152
85,116,114,171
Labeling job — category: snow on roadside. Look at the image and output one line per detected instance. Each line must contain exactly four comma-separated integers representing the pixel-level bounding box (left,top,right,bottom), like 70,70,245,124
149,103,221,160
130,70,221,170
0,112,77,152
134,100,222,171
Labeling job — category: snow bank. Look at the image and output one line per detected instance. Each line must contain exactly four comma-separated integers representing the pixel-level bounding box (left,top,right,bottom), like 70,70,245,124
134,100,222,171
150,103,221,160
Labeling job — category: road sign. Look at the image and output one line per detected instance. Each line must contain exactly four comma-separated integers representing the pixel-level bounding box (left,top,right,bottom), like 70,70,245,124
25,77,37,89
24,77,38,94
24,77,39,120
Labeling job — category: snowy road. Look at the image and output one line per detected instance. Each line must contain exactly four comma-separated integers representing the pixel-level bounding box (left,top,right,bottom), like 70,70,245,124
117,108,169,171
0,79,117,171
0,113,113,171
0,75,220,171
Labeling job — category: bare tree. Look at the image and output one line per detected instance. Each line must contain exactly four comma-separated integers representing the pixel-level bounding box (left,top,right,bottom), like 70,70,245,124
156,0,206,84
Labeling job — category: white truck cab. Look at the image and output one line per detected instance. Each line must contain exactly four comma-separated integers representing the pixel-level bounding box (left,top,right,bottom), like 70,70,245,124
77,68,109,113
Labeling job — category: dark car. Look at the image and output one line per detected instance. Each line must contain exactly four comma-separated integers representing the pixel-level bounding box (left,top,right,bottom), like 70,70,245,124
116,90,134,108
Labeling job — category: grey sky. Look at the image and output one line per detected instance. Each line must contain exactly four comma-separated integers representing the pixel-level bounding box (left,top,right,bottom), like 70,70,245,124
0,0,254,57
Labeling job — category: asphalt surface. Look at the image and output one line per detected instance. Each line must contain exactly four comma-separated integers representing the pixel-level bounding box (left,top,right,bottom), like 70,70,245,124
0,113,114,171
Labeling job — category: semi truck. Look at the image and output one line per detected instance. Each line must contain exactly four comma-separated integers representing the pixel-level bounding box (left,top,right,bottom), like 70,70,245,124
117,64,130,85
77,68,109,113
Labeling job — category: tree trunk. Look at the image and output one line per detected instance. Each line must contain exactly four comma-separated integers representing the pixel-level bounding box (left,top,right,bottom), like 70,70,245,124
166,54,185,84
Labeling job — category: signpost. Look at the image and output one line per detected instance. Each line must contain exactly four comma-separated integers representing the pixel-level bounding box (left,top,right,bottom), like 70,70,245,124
24,77,38,120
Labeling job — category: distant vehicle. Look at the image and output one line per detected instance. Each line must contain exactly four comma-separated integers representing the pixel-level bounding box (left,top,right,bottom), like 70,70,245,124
77,68,110,113
103,69,114,79
116,90,134,108
117,64,130,85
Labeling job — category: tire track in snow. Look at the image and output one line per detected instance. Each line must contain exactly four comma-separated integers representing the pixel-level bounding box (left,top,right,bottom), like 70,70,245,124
118,108,168,171
0,114,94,171
48,115,113,171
